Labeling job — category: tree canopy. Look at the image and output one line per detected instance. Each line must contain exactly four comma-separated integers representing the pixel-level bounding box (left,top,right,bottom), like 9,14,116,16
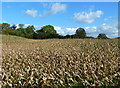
0,23,110,39
97,33,108,39
0,23,10,30
75,28,86,38
35,25,57,39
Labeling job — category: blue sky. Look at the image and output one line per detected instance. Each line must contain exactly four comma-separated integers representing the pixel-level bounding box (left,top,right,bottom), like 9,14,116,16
2,2,118,38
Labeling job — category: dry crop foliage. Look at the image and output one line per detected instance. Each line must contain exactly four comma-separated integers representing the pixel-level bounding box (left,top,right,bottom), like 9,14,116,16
1,35,120,87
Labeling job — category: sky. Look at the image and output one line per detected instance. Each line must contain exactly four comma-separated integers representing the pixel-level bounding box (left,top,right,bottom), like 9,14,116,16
1,2,119,38
1,0,119,2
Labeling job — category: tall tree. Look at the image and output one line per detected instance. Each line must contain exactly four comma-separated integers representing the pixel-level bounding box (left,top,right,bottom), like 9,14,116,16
0,23,10,30
36,25,57,39
76,28,86,38
15,28,26,37
25,25,35,39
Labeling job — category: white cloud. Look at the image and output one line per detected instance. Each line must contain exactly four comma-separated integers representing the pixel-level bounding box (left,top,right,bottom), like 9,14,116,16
54,26,65,35
54,23,118,38
85,22,118,38
13,22,118,38
51,3,67,14
85,26,99,37
97,23,118,35
35,22,118,38
25,9,38,17
43,3,67,17
34,25,43,30
66,27,78,34
85,26,97,33
73,10,103,24
24,3,67,18
66,28,78,31
54,26,80,35
16,24,19,29
24,24,31,27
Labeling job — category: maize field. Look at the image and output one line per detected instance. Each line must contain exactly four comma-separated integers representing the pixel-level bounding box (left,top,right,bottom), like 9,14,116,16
1,35,120,87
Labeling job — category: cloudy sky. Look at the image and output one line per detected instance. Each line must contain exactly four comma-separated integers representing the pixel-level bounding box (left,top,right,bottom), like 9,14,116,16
2,2,118,38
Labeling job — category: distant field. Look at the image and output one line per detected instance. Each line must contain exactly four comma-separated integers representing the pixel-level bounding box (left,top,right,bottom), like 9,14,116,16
1,35,120,87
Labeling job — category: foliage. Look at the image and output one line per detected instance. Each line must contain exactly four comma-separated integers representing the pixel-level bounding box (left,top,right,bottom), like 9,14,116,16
1,23,35,39
0,23,10,30
18,24,24,28
86,36,95,39
97,33,108,39
15,28,26,37
2,27,15,35
36,25,57,39
1,23,111,39
41,25,57,35
76,28,86,38
24,25,35,39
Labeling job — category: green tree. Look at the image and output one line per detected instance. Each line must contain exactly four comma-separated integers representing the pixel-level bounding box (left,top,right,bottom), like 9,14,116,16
0,23,16,35
41,25,56,35
36,25,57,39
97,33,108,39
24,25,35,39
0,23,10,30
2,27,15,35
15,28,26,37
65,35,71,38
75,28,86,38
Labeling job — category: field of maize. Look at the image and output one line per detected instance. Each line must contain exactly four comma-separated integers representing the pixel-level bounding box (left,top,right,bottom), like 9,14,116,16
1,35,120,87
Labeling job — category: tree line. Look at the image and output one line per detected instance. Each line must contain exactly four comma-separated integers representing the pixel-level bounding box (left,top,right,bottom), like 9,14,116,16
0,23,109,39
